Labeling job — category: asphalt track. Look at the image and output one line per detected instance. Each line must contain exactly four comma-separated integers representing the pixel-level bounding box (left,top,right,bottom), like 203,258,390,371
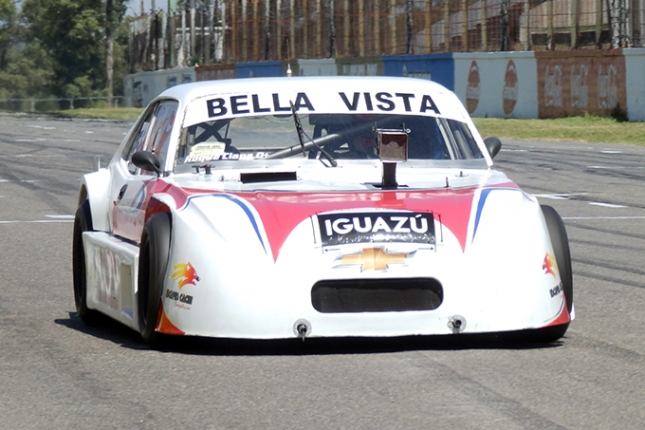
0,114,643,429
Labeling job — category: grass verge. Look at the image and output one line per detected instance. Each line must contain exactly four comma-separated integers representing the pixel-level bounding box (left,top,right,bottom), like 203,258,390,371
473,116,645,146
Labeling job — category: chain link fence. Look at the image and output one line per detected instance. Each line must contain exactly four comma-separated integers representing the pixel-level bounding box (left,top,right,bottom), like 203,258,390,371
0,97,125,113
128,0,639,72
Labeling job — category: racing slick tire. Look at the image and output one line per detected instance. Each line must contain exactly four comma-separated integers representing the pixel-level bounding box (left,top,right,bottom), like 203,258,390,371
541,205,573,314
72,200,101,325
138,212,171,348
538,204,573,342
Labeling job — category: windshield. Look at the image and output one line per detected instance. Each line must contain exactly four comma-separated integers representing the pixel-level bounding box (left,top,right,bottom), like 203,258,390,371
174,113,483,173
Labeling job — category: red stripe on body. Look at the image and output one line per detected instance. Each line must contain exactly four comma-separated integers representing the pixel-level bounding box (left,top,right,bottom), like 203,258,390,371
159,180,517,261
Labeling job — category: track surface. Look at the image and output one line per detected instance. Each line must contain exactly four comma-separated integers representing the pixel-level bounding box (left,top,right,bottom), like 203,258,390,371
0,114,643,429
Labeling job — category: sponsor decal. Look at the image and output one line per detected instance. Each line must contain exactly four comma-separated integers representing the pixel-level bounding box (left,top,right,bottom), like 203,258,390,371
318,211,435,246
549,283,563,298
94,247,119,310
542,252,558,277
466,61,480,113
166,262,199,309
206,91,440,118
544,65,563,107
571,64,589,108
165,288,194,307
338,247,409,271
170,262,200,288
185,151,271,163
502,60,518,114
597,64,618,109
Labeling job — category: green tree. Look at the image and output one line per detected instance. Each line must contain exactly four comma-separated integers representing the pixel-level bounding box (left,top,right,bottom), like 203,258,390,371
105,0,127,106
0,42,55,100
0,0,17,70
21,0,104,99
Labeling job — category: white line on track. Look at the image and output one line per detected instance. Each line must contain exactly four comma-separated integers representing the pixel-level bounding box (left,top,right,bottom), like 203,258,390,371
46,214,75,219
0,220,74,224
563,216,645,220
588,202,626,208
587,165,644,169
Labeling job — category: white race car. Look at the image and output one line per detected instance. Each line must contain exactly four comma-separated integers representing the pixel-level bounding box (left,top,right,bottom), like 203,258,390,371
73,76,573,348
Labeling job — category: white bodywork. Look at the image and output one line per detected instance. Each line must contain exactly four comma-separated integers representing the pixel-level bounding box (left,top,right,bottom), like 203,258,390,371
77,76,572,340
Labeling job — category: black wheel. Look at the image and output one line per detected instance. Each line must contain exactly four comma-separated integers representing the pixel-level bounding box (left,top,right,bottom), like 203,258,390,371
541,205,573,313
538,205,574,341
72,200,101,325
138,213,171,348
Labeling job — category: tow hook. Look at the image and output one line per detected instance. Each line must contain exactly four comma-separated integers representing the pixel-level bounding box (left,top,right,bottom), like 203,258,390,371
293,319,312,341
448,315,467,334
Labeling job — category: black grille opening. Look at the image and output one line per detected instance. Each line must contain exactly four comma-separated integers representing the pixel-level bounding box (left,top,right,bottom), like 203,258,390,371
311,278,443,313
240,171,297,183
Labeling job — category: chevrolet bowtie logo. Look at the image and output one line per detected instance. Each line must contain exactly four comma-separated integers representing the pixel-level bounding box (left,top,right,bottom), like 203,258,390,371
339,248,409,271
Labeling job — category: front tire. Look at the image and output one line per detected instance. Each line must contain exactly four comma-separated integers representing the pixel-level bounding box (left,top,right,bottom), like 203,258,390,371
539,205,574,341
138,213,171,348
72,200,101,325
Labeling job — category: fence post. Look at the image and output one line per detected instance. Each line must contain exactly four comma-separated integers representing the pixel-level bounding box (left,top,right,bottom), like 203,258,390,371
390,0,397,53
290,0,296,59
315,0,321,57
595,0,603,47
359,0,365,56
444,0,450,51
425,0,432,52
571,0,579,48
374,0,381,54
190,0,196,62
461,0,468,51
407,0,414,53
276,0,282,60
501,0,509,50
329,0,336,57
547,0,553,49
344,0,351,55
524,0,531,50
482,0,488,51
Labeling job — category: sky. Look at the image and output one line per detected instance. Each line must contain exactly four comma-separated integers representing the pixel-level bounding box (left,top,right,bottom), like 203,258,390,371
127,0,168,16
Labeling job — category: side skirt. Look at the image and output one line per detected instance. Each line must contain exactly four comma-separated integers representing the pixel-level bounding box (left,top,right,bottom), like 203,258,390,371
82,231,140,331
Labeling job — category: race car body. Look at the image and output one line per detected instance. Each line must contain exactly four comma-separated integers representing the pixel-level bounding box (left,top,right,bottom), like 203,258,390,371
73,76,573,347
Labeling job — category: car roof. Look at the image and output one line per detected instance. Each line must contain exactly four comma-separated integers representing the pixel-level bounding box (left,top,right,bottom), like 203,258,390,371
155,76,471,127
157,76,453,104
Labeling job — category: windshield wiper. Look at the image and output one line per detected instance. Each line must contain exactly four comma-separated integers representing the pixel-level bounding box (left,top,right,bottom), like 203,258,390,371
290,102,337,167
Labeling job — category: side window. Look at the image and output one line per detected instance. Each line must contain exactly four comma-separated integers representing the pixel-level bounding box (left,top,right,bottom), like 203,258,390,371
145,100,179,168
123,106,156,174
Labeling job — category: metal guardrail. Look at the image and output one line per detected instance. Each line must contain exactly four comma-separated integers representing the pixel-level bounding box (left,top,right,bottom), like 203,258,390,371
0,96,125,112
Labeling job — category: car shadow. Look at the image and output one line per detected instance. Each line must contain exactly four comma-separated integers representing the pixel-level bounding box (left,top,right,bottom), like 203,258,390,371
56,312,567,356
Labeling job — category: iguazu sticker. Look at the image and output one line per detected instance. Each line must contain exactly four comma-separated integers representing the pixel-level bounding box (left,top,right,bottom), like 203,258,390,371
318,211,435,246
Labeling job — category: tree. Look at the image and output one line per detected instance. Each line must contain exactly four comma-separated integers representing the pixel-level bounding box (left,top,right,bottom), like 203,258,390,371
0,0,16,70
21,0,104,99
105,0,127,106
0,0,130,107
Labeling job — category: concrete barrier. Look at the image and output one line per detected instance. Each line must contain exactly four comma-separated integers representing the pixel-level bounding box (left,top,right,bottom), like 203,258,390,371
453,52,538,119
125,49,645,121
535,50,626,119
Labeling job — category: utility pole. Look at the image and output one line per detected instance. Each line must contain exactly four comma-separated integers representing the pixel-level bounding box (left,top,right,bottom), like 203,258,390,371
169,0,176,67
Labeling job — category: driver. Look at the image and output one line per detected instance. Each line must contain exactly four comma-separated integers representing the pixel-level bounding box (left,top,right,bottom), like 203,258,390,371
346,128,378,159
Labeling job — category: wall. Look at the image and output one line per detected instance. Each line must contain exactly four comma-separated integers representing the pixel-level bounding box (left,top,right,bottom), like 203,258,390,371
453,52,538,119
382,54,454,91
123,68,196,107
535,50,627,119
624,49,645,121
